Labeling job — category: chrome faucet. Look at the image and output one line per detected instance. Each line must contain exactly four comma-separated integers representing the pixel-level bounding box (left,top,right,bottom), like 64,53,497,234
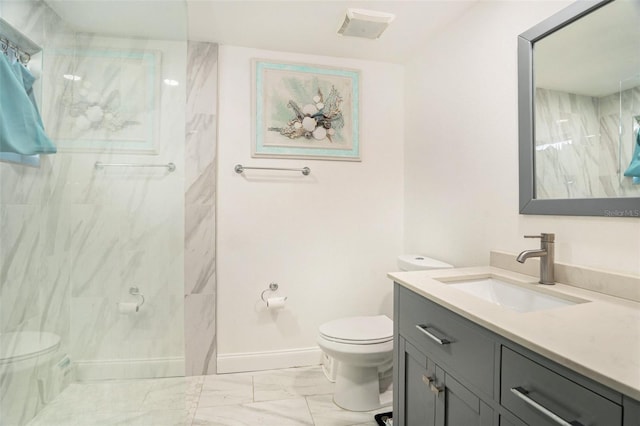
516,233,555,285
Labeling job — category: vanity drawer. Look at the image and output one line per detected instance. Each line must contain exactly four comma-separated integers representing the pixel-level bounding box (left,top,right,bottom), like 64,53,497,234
501,347,622,426
397,286,495,397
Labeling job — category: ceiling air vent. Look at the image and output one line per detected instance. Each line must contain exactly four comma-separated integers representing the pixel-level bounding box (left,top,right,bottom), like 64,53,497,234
337,8,395,40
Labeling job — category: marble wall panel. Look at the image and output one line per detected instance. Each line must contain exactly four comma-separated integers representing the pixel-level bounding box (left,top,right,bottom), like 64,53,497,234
185,294,216,376
0,3,77,424
0,162,45,205
70,293,185,363
39,255,71,350
1,0,194,423
60,35,187,374
535,87,640,199
0,7,221,425
185,114,217,205
184,41,218,375
0,204,42,332
185,203,216,295
601,86,640,195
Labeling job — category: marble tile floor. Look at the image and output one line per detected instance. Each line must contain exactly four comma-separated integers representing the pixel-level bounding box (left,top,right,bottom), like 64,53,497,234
27,366,392,426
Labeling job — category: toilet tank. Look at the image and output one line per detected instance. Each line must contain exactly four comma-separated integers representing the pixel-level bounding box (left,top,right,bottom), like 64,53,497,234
397,255,453,271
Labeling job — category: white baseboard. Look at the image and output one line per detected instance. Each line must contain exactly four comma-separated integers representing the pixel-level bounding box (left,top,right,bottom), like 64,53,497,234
217,347,323,374
75,357,185,381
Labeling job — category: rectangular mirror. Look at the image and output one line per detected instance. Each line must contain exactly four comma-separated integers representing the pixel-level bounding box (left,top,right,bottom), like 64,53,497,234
518,0,640,217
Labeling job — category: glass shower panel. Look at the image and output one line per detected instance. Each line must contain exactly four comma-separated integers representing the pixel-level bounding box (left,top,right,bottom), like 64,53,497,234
1,2,74,424
48,32,187,385
0,1,187,424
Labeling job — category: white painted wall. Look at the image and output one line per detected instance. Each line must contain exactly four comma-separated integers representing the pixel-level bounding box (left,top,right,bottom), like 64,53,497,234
404,0,640,275
217,46,404,370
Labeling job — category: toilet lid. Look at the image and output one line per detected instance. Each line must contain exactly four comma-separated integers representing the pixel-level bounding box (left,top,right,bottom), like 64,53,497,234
319,315,393,344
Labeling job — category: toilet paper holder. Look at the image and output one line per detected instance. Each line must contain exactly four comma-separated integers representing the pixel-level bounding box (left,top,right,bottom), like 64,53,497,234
129,287,145,309
261,283,287,309
261,282,279,303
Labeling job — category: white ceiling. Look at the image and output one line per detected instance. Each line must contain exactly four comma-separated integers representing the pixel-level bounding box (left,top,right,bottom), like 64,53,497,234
43,0,640,95
45,1,189,41
44,0,479,64
186,0,478,64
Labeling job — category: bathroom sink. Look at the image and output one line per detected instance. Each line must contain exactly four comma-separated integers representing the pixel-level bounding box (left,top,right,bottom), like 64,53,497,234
443,277,584,313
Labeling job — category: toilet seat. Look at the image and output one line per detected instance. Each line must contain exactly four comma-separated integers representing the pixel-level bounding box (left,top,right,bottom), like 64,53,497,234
319,315,392,345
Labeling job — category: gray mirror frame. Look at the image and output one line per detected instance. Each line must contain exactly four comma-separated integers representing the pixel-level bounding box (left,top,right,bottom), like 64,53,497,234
518,0,640,218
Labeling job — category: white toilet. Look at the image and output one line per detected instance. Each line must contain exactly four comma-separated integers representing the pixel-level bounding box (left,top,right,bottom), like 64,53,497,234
317,255,453,412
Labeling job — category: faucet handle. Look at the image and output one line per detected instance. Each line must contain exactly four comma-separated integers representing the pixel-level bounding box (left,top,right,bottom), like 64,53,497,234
524,233,555,242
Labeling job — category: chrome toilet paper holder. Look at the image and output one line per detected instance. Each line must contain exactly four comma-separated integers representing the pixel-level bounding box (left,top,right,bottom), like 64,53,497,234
261,283,287,309
261,282,279,303
129,287,145,309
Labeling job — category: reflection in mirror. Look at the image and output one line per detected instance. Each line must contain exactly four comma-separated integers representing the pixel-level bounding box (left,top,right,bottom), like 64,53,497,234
519,0,640,216
534,0,640,199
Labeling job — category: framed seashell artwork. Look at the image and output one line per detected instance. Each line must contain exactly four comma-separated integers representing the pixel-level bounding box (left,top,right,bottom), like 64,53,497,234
42,46,161,154
252,59,360,161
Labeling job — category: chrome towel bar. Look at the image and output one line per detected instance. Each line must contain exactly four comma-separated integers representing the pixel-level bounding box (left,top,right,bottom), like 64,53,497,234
94,162,176,172
234,164,310,176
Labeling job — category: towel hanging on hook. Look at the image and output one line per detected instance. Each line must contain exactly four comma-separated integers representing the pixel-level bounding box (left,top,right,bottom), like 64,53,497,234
623,120,640,178
0,48,56,156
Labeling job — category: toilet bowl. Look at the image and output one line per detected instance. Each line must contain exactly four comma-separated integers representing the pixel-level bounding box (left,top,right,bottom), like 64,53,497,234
0,331,61,373
317,255,453,411
317,315,393,411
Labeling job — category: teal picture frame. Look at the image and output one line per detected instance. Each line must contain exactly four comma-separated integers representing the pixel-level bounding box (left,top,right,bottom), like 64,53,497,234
43,48,160,154
252,59,360,161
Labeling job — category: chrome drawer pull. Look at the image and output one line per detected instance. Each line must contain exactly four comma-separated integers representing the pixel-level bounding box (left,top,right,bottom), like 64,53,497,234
415,325,451,345
422,375,434,385
510,387,584,426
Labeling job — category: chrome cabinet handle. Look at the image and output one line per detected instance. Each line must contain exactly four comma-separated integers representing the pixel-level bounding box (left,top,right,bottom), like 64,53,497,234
415,325,451,345
429,382,443,395
510,387,584,426
421,374,443,395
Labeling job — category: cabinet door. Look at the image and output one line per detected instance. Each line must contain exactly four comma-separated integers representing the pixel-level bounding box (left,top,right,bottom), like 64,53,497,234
623,396,640,426
434,366,494,426
403,341,438,426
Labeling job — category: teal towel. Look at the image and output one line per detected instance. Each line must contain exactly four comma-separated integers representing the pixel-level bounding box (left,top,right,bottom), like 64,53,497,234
0,50,56,155
623,129,640,178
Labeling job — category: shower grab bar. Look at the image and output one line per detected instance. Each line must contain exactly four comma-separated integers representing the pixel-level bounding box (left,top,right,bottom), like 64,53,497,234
234,164,310,176
94,162,176,172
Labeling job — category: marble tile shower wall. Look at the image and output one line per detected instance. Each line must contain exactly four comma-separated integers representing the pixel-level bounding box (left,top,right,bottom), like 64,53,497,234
535,87,640,199
0,2,209,424
184,42,218,376
0,7,210,424
0,0,71,341
0,2,76,424
600,86,640,194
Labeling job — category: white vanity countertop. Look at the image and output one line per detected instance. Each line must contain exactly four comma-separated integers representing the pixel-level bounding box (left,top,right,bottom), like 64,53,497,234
388,266,640,401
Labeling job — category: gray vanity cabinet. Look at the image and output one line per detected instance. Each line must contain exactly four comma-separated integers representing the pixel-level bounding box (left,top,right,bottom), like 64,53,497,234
394,285,495,426
397,336,493,426
393,284,638,426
